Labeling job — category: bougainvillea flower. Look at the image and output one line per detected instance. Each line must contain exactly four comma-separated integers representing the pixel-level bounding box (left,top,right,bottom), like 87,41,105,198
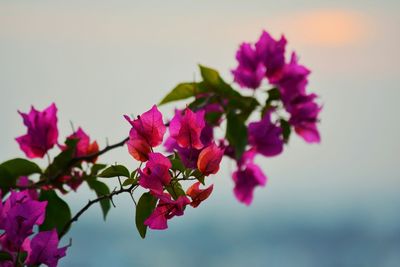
248,112,283,157
16,103,58,158
255,31,287,82
169,108,205,150
124,105,166,147
232,43,266,89
0,191,47,249
144,194,190,230
289,93,321,143
139,153,172,194
67,127,99,162
197,143,224,176
186,182,214,208
25,229,68,267
127,137,151,162
277,53,311,106
17,176,39,200
59,170,84,192
232,163,267,205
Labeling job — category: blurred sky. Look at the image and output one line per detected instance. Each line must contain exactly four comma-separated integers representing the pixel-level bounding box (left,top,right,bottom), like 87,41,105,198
0,1,400,266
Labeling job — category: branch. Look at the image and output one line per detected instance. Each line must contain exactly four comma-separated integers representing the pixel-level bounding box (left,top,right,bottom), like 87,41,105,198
60,183,137,238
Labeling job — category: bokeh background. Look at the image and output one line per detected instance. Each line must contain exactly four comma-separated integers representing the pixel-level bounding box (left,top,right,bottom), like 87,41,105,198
1,1,399,266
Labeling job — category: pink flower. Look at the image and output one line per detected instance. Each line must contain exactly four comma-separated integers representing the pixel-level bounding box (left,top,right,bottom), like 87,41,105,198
125,105,166,162
16,103,58,158
289,93,321,143
277,53,311,106
232,43,266,89
169,108,205,150
139,153,172,194
25,229,68,267
248,112,284,157
197,143,224,176
255,31,287,82
0,190,47,250
67,127,99,162
144,193,190,230
186,182,213,208
232,163,267,206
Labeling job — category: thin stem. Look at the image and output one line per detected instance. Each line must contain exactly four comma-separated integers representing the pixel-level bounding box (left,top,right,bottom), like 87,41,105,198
60,183,137,238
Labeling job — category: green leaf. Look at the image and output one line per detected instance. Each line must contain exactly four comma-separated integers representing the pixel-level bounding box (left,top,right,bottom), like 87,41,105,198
0,158,42,193
39,190,72,235
280,119,292,143
159,83,197,105
90,164,107,176
169,153,185,172
0,251,12,262
122,178,136,186
87,180,111,220
226,111,248,159
45,139,78,177
191,169,205,185
98,165,130,178
135,192,157,239
199,65,221,88
130,170,137,179
165,181,186,200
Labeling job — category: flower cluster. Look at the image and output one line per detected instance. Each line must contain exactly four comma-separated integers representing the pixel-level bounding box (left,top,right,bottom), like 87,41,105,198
0,28,321,266
0,189,67,267
125,105,220,230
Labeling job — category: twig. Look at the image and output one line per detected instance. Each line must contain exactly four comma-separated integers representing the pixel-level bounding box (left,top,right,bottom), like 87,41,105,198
60,183,136,238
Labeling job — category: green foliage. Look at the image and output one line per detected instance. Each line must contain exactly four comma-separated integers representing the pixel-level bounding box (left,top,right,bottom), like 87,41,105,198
44,139,78,178
262,87,281,116
280,119,292,143
168,153,185,173
226,111,248,159
98,165,130,178
87,179,111,220
0,251,12,262
90,164,107,176
165,181,186,200
191,169,205,185
122,178,136,186
135,192,157,239
39,190,72,235
159,83,197,105
0,158,42,194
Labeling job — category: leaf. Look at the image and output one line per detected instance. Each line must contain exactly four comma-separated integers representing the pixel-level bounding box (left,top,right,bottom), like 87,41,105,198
280,119,292,143
39,190,72,236
0,251,12,262
191,169,205,185
226,111,248,159
199,65,221,88
87,180,111,220
0,158,42,193
130,170,137,179
169,153,185,172
135,192,157,239
98,165,130,178
44,139,78,177
90,164,107,176
122,178,136,186
165,181,186,200
159,83,197,105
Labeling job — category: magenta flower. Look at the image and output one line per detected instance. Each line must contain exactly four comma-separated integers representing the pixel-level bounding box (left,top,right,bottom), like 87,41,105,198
232,163,267,205
197,143,224,176
169,108,205,150
144,193,190,230
277,53,311,106
248,112,283,157
255,31,287,82
25,229,68,267
186,182,214,208
125,105,166,162
232,43,266,89
0,190,47,250
139,153,172,194
67,127,99,162
289,93,321,143
16,103,58,158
